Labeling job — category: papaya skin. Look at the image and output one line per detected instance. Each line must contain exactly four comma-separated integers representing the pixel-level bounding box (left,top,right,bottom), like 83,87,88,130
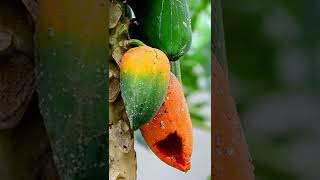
140,73,193,172
128,0,192,61
121,46,169,75
120,46,170,130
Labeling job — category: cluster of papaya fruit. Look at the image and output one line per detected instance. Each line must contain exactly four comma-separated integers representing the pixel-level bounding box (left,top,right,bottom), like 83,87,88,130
35,0,193,176
121,0,193,172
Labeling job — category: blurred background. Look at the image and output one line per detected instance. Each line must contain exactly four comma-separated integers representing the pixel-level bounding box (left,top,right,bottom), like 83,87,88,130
222,0,320,180
135,0,212,179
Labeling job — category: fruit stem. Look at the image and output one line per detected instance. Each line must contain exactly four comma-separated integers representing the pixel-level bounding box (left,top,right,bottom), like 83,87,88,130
119,39,146,47
170,60,182,83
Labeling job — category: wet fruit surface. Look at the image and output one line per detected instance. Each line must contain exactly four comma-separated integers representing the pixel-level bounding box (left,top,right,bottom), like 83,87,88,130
120,46,170,130
140,73,193,172
128,0,192,61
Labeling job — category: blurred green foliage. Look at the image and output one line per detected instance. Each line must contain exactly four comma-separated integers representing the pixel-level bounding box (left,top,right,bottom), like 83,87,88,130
223,0,320,179
181,0,211,130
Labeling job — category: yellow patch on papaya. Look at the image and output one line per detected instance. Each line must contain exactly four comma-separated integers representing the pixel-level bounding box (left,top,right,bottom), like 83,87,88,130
121,46,170,76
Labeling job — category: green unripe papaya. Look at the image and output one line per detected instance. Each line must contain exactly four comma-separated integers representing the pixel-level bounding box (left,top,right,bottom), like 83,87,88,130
128,0,192,61
120,46,170,130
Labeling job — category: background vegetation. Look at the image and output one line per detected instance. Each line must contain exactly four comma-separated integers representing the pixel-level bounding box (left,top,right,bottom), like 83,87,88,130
223,0,320,179
181,0,211,130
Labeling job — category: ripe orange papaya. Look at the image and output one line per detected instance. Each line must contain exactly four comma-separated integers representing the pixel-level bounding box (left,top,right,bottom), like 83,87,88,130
140,73,193,172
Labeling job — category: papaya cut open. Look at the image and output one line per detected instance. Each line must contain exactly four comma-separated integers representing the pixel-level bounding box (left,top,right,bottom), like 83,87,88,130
155,132,185,166
140,73,193,172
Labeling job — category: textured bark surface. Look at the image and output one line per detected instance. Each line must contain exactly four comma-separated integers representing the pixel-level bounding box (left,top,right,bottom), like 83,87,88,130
0,0,35,129
212,0,228,75
212,1,255,179
0,94,59,180
213,58,255,180
108,0,137,179
0,0,59,179
36,1,108,179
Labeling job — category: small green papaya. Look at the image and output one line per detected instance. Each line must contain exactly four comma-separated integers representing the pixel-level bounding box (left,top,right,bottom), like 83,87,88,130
128,0,192,61
120,46,170,130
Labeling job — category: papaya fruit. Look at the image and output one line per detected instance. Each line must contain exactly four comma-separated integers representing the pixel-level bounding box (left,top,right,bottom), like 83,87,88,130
120,46,170,130
35,0,108,179
140,73,193,172
128,0,192,61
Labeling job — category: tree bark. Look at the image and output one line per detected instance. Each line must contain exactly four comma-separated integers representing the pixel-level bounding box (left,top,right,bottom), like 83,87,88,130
108,0,137,179
0,0,59,179
212,1,255,179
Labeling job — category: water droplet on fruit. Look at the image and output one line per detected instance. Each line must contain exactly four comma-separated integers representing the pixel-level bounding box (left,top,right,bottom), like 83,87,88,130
160,120,165,129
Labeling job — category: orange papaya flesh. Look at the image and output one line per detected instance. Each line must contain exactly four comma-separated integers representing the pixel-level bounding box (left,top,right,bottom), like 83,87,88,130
140,73,193,172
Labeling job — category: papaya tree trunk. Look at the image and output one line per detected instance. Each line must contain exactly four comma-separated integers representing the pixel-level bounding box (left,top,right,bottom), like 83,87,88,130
212,1,255,179
108,0,137,179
